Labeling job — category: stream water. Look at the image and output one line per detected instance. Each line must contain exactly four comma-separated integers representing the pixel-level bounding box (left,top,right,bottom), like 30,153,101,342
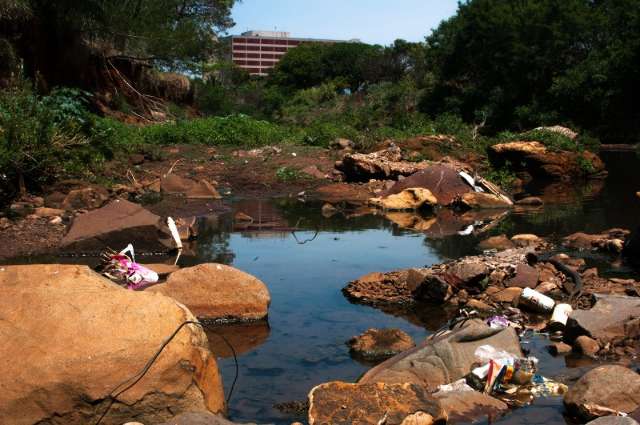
6,151,640,424
198,151,640,424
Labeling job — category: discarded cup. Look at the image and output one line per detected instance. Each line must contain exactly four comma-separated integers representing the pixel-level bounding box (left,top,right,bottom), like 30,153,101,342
519,287,555,313
549,303,573,330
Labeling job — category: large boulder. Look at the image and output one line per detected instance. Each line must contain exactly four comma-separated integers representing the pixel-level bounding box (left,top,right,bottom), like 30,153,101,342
488,141,606,180
565,294,640,343
359,320,522,390
564,365,640,420
60,199,173,252
148,263,270,322
0,264,225,425
382,164,473,206
308,382,446,425
338,146,430,182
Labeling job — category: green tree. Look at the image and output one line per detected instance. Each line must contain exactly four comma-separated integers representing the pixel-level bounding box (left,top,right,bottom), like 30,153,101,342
419,0,640,141
0,0,236,89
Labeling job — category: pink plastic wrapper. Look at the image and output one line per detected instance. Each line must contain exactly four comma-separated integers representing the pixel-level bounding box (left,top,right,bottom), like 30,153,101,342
101,244,159,289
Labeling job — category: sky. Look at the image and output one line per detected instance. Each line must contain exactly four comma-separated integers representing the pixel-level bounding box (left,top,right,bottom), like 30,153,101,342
229,0,460,45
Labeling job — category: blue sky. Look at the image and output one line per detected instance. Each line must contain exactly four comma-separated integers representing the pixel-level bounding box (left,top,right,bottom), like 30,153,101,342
229,0,460,45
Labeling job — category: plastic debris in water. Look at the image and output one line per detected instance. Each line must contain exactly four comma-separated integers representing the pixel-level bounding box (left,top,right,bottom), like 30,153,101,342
101,244,159,290
487,315,511,329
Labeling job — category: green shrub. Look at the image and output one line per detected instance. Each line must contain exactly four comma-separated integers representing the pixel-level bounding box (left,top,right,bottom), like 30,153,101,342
139,114,289,147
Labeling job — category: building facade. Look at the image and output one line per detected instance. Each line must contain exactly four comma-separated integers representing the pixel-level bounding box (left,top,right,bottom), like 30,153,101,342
231,31,349,76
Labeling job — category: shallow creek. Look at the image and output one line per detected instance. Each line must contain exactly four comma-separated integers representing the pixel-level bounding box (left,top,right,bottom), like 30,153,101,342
8,151,640,424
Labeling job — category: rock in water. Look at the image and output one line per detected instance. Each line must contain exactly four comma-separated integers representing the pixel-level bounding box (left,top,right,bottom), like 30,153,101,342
382,164,473,206
307,382,446,425
359,319,522,390
478,235,515,251
458,192,513,209
564,365,640,420
488,141,606,180
369,188,438,210
565,294,640,343
348,328,416,361
148,263,271,322
0,264,225,425
60,199,172,252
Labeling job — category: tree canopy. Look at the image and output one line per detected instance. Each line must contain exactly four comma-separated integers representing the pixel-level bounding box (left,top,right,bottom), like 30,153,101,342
0,0,236,87
420,0,640,140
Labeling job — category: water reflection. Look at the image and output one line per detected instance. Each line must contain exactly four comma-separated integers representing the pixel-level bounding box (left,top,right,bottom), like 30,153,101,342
206,322,271,358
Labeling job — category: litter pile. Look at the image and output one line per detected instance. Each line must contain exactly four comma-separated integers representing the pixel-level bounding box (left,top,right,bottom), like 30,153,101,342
440,343,567,408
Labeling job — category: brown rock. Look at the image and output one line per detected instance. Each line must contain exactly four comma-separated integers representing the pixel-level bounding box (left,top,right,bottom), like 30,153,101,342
564,229,630,253
434,391,508,423
321,203,338,217
448,261,490,286
0,264,224,425
537,281,559,294
549,342,573,355
400,412,434,425
62,186,109,211
515,196,544,206
161,174,221,199
340,146,430,182
148,263,270,321
564,365,640,420
343,270,413,305
511,234,542,247
505,264,539,289
566,294,640,343
575,335,600,357
382,164,473,206
360,320,522,390
60,199,171,252
234,212,254,222
478,235,515,251
459,192,513,209
34,207,65,217
370,188,438,210
348,328,416,361
488,141,606,180
491,287,523,303
188,179,221,200
466,298,494,312
301,165,327,179
307,382,446,425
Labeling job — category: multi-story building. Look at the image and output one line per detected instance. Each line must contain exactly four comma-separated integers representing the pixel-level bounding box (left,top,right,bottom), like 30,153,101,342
231,30,351,76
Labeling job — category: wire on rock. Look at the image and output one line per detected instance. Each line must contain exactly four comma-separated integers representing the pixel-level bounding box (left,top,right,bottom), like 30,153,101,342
94,320,239,425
